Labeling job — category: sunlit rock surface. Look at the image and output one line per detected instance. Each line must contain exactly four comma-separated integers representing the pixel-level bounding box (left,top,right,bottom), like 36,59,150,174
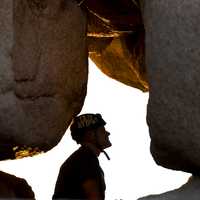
145,0,200,173
0,0,87,158
138,176,200,200
0,170,35,199
83,0,148,91
89,34,147,91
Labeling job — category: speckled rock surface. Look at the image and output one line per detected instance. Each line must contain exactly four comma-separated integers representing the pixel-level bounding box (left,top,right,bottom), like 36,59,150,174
0,0,88,158
138,176,200,200
0,170,35,199
144,0,200,173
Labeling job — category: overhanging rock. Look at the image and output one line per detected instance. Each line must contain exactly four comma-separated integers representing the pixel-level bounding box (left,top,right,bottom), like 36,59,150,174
0,0,88,158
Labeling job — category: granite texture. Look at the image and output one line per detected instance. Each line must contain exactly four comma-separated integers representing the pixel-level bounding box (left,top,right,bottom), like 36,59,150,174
0,0,88,157
144,0,200,173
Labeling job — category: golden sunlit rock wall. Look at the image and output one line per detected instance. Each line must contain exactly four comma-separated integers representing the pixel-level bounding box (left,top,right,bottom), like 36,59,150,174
84,0,148,91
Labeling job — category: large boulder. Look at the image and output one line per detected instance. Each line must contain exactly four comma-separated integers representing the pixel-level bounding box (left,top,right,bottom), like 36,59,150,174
88,34,147,91
144,0,200,173
0,0,88,159
138,176,200,200
84,0,148,91
0,170,35,199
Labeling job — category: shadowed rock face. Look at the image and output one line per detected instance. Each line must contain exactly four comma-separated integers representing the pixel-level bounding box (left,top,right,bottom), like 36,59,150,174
0,0,88,158
144,0,200,174
138,176,200,200
0,171,35,199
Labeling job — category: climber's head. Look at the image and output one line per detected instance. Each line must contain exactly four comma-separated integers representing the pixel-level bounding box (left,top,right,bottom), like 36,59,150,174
70,113,112,150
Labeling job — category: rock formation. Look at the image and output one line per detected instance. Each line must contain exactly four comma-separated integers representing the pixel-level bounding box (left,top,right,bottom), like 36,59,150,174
138,176,200,200
1,0,200,199
0,0,88,158
84,0,200,198
139,0,200,199
0,170,35,199
144,0,200,174
0,0,148,159
86,0,148,91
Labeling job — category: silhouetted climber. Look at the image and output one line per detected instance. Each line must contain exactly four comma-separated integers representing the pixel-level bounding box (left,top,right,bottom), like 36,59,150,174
53,113,112,200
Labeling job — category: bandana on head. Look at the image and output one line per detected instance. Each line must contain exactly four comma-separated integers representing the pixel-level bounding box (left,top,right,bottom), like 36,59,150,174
70,113,111,160
71,113,106,130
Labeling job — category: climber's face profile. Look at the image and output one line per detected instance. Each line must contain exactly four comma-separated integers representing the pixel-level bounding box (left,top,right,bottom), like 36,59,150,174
70,113,112,150
94,125,112,150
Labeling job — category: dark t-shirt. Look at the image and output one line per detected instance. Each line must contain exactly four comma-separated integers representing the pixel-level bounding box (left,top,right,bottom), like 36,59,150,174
52,145,105,200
